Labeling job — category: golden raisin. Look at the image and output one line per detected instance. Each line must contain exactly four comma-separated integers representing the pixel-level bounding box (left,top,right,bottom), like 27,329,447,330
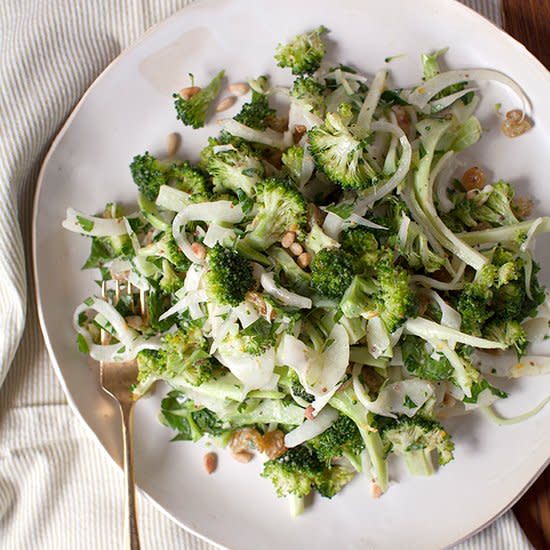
262,430,287,459
461,166,486,191
502,110,532,138
229,427,265,454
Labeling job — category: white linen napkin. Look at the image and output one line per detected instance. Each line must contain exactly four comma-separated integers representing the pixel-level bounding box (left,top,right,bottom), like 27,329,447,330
0,1,535,549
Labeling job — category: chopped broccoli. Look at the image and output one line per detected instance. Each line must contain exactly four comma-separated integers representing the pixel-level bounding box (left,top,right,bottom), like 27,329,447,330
170,161,210,197
274,26,329,75
483,319,527,355
401,335,455,381
242,178,307,250
316,466,355,499
304,223,339,254
310,414,365,465
281,146,304,183
290,76,326,116
339,252,416,332
234,90,275,130
373,252,417,333
136,327,220,388
173,70,224,129
444,180,519,231
207,145,264,197
139,232,190,271
340,226,379,274
308,106,377,189
130,152,170,201
206,243,254,306
261,445,323,498
221,317,276,356
288,369,315,403
310,248,354,299
159,259,184,294
381,415,455,476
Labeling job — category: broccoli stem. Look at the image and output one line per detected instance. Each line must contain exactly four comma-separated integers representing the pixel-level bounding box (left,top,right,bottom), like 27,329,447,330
458,217,550,245
360,426,389,492
404,450,434,477
236,240,271,266
289,494,305,517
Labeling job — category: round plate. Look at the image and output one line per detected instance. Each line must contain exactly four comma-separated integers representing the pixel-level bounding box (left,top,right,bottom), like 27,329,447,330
34,1,550,548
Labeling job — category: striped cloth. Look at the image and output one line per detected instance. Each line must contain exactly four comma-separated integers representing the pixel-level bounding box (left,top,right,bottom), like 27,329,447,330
0,1,534,549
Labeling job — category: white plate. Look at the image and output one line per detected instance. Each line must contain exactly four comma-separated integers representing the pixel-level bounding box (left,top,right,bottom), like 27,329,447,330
34,1,550,548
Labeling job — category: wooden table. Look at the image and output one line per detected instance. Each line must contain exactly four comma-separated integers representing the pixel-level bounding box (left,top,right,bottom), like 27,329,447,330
503,1,550,548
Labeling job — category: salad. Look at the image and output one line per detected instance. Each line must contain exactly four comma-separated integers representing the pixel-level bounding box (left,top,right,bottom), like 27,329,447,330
63,27,550,516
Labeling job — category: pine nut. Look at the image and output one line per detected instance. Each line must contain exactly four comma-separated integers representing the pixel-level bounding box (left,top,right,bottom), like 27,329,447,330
216,96,237,112
203,452,218,474
232,450,253,463
228,82,250,96
179,86,201,100
289,242,303,256
166,132,180,157
191,242,206,260
296,252,311,268
281,231,296,248
371,482,382,498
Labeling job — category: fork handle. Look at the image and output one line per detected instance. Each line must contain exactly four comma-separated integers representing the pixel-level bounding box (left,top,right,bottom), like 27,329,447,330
120,401,141,550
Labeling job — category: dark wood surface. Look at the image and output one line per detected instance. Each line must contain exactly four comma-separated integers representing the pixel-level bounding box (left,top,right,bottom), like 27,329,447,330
503,1,550,548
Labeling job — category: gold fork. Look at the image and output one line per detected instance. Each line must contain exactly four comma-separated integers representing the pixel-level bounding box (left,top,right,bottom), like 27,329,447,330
100,280,146,550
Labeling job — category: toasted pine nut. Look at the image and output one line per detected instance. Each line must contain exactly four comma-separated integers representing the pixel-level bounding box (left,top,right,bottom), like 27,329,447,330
304,406,315,420
371,482,382,498
179,86,201,100
126,315,143,330
203,452,218,474
191,242,206,260
228,82,250,96
166,132,181,157
296,252,311,268
289,242,303,256
232,451,253,463
216,96,237,112
281,231,296,248
293,124,307,144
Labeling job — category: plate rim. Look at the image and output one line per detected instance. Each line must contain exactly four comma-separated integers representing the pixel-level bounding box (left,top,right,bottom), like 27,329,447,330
31,1,550,548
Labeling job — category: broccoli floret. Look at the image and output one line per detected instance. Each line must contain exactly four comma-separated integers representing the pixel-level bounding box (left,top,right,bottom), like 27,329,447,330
173,70,224,128
381,416,455,476
139,232,190,271
136,327,219,388
290,76,326,116
310,248,354,299
159,259,184,294
375,252,417,333
261,445,322,498
130,152,170,201
483,320,527,355
206,243,254,306
242,178,307,250
316,466,355,499
341,226,379,274
234,90,275,130
455,264,496,336
339,276,378,319
473,181,519,227
339,253,415,333
401,335,455,380
281,146,304,183
221,317,276,356
274,26,329,75
288,370,315,403
159,390,225,441
170,161,209,197
207,145,264,197
310,415,365,465
444,180,519,231
308,107,377,189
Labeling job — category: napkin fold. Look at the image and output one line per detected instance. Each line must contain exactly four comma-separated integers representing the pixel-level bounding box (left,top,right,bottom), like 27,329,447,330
0,1,535,549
